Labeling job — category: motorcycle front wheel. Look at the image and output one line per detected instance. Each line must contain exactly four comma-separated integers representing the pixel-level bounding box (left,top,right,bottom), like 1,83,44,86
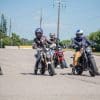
40,62,46,75
48,63,55,76
89,56,96,77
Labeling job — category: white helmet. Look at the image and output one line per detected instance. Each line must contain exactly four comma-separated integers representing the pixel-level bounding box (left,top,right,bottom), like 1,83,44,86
49,33,55,38
76,29,83,35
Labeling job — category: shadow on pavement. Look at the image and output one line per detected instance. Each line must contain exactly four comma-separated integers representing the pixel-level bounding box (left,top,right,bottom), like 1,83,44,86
60,73,91,77
20,72,50,76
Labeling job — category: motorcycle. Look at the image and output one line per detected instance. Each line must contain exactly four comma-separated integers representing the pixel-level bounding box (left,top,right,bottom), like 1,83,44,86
71,47,98,77
35,47,55,76
53,47,67,69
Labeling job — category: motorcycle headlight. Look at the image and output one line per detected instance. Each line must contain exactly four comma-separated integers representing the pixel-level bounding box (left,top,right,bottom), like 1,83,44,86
86,47,92,53
46,48,49,51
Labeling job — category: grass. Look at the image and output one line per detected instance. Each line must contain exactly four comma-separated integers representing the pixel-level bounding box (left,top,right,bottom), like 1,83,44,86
93,52,100,56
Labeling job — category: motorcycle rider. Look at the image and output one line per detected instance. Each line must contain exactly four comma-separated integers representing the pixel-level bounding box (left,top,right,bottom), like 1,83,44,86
49,33,68,68
49,33,57,44
71,29,100,75
33,28,53,75
49,33,62,48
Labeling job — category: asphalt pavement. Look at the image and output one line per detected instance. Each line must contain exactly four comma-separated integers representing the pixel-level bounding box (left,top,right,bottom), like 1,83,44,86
0,49,100,100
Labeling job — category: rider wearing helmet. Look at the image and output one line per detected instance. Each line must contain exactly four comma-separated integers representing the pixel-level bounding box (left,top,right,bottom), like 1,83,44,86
33,28,52,48
33,28,52,74
49,33,57,44
71,29,91,71
49,33,58,49
70,29,100,75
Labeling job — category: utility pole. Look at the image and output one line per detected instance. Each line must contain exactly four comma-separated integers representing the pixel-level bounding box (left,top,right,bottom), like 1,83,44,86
53,0,66,47
9,18,13,46
57,1,60,42
9,18,11,37
40,9,42,28
0,38,3,48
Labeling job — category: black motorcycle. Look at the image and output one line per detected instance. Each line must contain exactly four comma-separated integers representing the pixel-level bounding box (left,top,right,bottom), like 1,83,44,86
72,47,98,77
35,47,55,76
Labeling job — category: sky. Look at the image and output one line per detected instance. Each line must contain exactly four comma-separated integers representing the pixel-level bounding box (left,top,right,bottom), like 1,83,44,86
0,0,100,40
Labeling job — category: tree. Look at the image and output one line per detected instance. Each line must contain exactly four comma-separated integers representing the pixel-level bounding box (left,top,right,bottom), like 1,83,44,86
11,33,21,46
60,40,71,48
89,30,100,51
0,14,7,35
3,36,12,47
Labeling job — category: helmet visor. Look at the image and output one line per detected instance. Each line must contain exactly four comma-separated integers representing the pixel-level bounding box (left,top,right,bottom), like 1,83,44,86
36,32,42,38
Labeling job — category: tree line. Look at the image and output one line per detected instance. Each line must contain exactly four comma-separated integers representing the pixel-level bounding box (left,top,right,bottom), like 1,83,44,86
61,31,100,52
0,14,32,48
0,14,100,51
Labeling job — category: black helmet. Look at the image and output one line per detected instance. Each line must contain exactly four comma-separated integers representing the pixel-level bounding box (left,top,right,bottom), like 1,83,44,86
35,28,43,38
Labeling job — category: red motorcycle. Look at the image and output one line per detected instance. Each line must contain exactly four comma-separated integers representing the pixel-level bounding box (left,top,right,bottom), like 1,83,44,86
53,47,68,68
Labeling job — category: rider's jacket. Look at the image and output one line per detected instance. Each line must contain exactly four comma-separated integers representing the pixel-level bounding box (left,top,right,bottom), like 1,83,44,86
72,36,91,50
33,36,52,48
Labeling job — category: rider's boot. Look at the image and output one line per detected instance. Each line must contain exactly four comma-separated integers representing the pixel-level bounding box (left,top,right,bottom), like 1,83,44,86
34,69,38,75
72,67,75,75
34,61,39,75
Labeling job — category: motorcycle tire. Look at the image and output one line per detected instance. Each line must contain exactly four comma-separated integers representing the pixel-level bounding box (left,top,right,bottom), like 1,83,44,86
60,60,67,69
48,64,55,76
54,61,58,68
53,58,58,68
90,56,99,75
40,62,46,75
89,56,96,77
